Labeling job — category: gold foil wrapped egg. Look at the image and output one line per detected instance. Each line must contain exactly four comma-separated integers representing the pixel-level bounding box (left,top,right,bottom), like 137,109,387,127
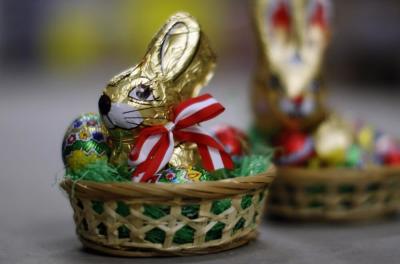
357,125,375,151
314,116,353,165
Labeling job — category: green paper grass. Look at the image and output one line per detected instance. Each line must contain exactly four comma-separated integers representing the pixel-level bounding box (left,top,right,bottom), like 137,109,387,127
64,154,272,184
65,159,131,182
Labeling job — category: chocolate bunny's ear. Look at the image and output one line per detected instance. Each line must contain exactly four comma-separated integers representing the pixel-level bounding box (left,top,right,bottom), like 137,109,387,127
307,0,331,31
146,12,200,81
254,0,331,69
253,0,291,59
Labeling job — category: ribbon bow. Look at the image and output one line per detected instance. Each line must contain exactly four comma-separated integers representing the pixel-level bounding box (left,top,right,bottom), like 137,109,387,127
129,94,234,182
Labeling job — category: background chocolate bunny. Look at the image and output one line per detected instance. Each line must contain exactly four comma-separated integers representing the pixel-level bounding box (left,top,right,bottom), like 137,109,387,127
252,0,331,134
97,12,216,167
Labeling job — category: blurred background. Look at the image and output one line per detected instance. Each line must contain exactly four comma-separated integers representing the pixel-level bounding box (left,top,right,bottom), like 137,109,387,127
1,0,400,85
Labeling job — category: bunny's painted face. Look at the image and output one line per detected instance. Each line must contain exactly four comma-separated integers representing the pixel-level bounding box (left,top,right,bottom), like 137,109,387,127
98,13,215,131
266,70,324,120
99,67,167,130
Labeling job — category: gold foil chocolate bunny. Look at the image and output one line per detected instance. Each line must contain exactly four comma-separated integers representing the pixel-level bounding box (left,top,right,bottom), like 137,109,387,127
98,12,216,166
252,0,331,134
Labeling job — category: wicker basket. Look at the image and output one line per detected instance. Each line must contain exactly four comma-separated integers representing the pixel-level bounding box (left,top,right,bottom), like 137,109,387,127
61,166,276,257
267,167,400,221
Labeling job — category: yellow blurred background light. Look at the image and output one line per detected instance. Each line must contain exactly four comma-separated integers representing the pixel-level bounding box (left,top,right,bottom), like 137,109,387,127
41,9,103,70
39,0,224,71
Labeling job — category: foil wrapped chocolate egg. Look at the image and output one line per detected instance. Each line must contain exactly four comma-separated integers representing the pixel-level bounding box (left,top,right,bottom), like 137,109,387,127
375,133,397,157
275,130,315,166
384,149,400,166
345,144,363,168
356,125,375,150
146,167,207,183
62,113,111,171
213,125,247,156
314,116,353,165
374,133,400,166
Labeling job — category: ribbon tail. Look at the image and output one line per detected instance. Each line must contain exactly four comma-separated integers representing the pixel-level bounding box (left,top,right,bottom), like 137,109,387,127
129,133,162,167
132,132,174,182
198,144,234,171
217,147,234,169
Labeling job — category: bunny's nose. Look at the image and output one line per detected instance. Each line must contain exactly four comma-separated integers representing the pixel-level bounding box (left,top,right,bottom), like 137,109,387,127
292,95,304,107
98,94,111,115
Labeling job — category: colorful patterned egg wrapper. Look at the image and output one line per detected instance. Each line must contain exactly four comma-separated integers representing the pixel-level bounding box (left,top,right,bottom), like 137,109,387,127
145,167,209,183
62,113,111,171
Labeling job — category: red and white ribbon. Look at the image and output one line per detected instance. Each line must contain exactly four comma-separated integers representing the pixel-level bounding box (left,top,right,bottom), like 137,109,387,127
129,94,234,182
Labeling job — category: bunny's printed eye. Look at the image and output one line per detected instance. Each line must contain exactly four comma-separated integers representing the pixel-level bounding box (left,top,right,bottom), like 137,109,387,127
309,78,321,92
129,84,155,102
269,74,282,91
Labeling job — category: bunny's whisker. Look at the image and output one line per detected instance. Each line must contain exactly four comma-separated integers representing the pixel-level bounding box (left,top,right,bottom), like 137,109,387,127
123,106,163,114
124,116,166,120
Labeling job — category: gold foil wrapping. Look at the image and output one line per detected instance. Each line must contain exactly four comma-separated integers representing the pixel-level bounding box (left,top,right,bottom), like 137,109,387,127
314,115,353,165
100,12,216,167
252,0,330,133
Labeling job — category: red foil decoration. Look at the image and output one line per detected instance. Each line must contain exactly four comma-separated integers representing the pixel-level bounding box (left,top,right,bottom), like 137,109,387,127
275,130,315,166
384,150,400,166
214,125,247,156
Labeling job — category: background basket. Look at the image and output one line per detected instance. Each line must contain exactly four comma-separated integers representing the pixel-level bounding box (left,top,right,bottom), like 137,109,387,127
267,167,400,221
61,166,276,257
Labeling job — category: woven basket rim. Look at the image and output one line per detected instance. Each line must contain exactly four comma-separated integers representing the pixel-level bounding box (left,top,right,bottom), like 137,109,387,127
61,165,276,200
277,166,400,182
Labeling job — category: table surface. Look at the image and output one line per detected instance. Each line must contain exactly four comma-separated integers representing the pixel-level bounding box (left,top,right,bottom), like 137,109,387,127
1,68,400,264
